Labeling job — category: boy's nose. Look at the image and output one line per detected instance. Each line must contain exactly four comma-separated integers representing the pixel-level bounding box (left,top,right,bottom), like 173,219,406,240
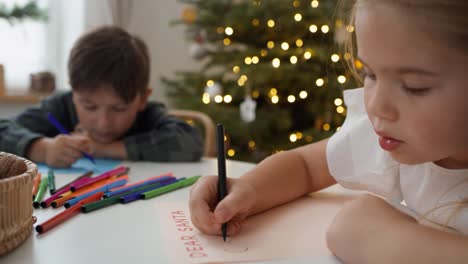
96,112,113,130
365,84,398,122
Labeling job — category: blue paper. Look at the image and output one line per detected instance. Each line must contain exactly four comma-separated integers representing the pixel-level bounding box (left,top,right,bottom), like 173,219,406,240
37,158,122,174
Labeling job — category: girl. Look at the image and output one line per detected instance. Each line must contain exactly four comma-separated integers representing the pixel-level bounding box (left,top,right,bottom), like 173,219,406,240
189,0,468,262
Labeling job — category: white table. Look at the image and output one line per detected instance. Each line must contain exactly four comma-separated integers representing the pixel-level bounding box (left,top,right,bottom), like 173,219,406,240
1,158,344,264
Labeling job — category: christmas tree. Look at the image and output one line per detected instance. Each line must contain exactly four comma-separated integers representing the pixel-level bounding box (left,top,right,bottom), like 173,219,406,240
162,0,357,162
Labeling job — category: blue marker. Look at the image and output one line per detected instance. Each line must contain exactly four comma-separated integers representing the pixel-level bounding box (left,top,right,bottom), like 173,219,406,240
120,178,184,204
103,175,176,198
47,112,95,164
64,178,127,208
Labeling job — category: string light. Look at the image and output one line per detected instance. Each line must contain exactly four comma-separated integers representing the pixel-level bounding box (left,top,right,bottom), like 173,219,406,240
252,18,260,26
232,66,240,73
245,57,252,65
267,41,275,49
290,56,298,64
269,88,278,96
225,27,234,35
338,75,347,83
296,132,303,139
355,59,363,69
272,58,281,68
294,13,302,22
295,39,303,47
206,80,214,87
289,134,298,142
293,0,300,7
336,106,345,113
304,51,312,59
288,95,296,103
271,95,279,104
281,42,289,50
334,98,343,106
252,90,260,98
202,93,210,104
347,25,355,32
248,140,256,148
331,54,340,62
214,95,223,103
227,149,235,157
309,25,318,33
316,78,324,86
344,52,352,60
260,49,268,56
311,0,319,8
252,56,259,64
223,38,231,46
267,19,275,28
299,90,308,99
224,95,233,103
322,123,330,131
321,25,329,33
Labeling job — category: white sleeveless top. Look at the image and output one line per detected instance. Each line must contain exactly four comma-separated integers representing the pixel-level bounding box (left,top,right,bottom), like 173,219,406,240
326,88,468,235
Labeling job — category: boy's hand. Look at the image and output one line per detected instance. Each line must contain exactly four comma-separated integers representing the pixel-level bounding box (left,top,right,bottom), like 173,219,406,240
189,175,257,237
42,135,93,168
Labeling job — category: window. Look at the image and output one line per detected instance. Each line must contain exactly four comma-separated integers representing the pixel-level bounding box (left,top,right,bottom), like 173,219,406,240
0,0,48,91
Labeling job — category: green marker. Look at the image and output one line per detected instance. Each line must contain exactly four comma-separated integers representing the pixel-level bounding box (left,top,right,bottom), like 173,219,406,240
48,169,56,195
142,176,201,200
33,177,49,209
81,182,163,213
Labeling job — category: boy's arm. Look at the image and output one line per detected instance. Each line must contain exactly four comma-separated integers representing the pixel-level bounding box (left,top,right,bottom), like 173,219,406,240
242,139,337,215
327,194,468,264
123,112,204,162
0,92,76,160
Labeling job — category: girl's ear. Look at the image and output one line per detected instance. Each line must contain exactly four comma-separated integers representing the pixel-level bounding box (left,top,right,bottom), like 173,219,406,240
138,88,153,111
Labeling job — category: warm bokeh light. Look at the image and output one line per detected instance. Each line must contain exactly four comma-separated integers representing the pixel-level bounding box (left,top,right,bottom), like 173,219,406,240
316,78,324,86
272,58,281,68
299,90,308,99
290,56,298,64
267,19,275,27
225,27,234,35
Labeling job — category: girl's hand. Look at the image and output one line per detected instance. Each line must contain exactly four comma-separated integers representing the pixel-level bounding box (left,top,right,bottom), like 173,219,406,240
43,134,92,167
189,175,257,237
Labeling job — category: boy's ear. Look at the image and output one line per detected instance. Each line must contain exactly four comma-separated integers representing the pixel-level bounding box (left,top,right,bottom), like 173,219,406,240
138,88,152,110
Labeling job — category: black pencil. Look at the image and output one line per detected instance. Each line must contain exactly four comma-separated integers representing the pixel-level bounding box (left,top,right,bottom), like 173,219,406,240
216,124,228,242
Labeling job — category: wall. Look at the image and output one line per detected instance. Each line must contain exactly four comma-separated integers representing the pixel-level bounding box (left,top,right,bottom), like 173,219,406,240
128,1,200,106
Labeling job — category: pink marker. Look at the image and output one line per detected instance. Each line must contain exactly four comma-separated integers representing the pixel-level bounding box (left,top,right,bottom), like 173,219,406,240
70,166,129,191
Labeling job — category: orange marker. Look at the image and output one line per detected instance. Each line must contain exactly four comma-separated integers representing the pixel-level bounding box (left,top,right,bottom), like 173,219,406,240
35,191,104,234
51,175,128,208
32,173,42,200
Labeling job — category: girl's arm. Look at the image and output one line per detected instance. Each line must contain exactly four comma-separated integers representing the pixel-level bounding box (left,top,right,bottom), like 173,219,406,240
326,194,468,264
242,138,337,215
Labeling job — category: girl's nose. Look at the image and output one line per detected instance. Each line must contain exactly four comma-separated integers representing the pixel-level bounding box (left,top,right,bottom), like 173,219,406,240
365,82,398,122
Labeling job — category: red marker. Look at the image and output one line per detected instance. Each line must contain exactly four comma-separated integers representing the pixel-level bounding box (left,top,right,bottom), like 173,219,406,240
35,192,103,234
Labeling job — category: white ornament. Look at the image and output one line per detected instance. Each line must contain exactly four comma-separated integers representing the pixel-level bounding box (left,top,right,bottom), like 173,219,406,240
240,96,257,123
189,43,208,60
204,82,222,98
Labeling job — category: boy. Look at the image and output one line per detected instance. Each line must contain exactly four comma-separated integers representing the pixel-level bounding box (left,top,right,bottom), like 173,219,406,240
0,26,203,167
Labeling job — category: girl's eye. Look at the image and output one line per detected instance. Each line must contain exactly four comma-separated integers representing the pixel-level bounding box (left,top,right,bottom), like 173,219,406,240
402,86,431,96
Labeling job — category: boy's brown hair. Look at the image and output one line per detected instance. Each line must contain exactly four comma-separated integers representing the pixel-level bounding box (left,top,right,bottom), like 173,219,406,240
68,26,150,103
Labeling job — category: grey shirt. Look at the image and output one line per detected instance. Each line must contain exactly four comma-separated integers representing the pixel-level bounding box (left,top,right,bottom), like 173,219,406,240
0,92,203,162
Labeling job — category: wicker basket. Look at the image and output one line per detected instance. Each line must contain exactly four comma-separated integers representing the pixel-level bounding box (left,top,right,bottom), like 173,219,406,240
0,152,37,256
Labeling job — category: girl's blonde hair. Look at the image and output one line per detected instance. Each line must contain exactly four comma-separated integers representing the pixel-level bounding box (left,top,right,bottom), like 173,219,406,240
339,0,468,233
340,0,468,84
